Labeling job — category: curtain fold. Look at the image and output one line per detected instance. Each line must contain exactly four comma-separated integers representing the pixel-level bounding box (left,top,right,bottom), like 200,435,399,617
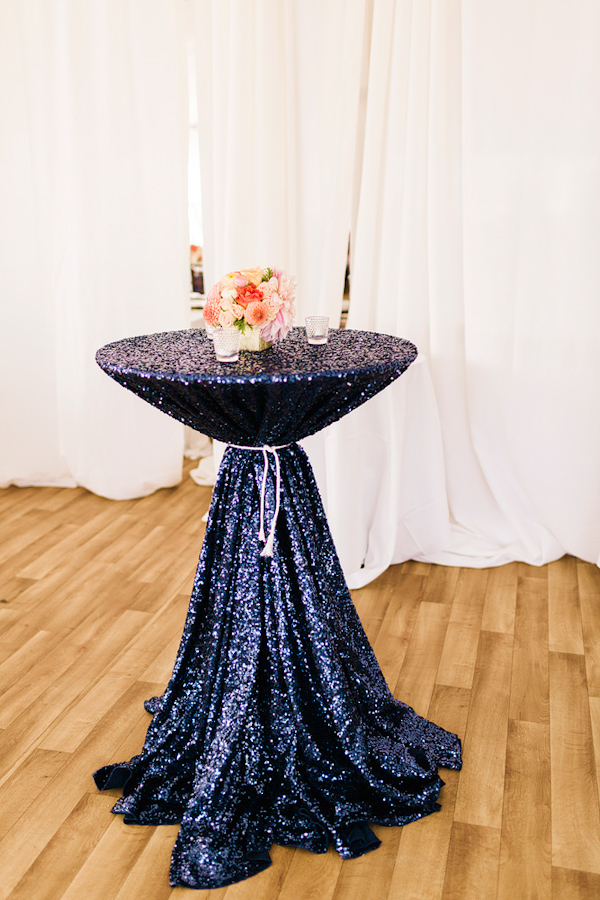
191,0,367,325
318,0,600,577
0,0,189,498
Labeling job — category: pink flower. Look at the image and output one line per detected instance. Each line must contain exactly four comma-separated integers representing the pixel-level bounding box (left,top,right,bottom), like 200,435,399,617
244,300,269,327
207,266,296,342
203,295,221,328
261,301,294,343
263,296,282,320
235,283,263,307
206,284,221,303
239,266,265,286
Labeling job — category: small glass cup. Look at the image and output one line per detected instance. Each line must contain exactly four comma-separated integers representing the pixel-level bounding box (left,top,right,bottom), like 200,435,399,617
213,328,241,362
305,316,329,345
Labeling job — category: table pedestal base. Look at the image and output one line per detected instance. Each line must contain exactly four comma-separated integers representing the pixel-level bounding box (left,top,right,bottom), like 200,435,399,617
94,444,461,889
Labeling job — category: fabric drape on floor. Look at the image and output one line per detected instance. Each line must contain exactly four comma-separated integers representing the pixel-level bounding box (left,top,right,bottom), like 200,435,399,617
311,0,600,580
0,0,188,498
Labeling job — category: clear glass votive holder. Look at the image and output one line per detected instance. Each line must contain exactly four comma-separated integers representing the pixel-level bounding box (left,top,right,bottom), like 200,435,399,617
213,328,241,362
305,316,329,345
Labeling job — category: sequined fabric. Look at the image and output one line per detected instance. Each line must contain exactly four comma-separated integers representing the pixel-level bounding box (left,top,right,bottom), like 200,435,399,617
93,328,462,890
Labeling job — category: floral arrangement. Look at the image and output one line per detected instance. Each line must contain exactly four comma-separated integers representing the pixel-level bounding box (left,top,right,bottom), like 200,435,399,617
203,266,296,344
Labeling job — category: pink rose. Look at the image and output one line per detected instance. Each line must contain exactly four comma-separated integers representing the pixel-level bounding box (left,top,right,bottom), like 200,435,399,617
231,303,245,319
239,266,265,286
218,310,235,328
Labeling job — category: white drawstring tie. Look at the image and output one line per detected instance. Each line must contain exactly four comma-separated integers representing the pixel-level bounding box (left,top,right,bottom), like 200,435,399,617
230,444,290,557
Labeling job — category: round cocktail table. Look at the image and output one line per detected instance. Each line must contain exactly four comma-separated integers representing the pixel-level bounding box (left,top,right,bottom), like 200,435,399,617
93,327,461,889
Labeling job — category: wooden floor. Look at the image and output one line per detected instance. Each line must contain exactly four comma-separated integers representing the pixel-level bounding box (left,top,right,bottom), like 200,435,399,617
1,462,600,900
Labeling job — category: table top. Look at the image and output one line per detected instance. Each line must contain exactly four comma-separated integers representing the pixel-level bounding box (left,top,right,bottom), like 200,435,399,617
96,327,417,385
95,327,418,446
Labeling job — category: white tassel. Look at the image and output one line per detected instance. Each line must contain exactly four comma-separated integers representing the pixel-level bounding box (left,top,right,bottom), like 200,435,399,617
259,445,281,557
258,447,269,542
261,532,275,557
228,443,289,556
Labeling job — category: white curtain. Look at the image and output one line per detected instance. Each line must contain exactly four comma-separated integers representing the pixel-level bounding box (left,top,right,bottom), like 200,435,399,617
313,0,600,582
0,0,189,499
191,0,367,325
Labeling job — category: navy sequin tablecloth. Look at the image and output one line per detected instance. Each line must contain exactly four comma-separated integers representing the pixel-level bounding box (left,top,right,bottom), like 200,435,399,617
92,327,462,890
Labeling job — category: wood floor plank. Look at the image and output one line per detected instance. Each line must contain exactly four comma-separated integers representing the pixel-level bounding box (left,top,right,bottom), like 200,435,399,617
578,561,600,697
330,825,401,900
20,559,123,634
387,770,459,900
112,824,181,900
277,847,342,900
453,631,512,830
497,720,551,900
589,697,600,802
58,815,156,900
0,748,69,843
0,509,74,567
350,567,397,646
0,523,78,587
383,684,470,900
371,574,423,690
548,556,584,655
0,607,150,740
393,601,451,718
17,505,130,580
427,685,471,744
0,485,48,524
551,866,600,899
0,629,58,693
441,822,500,900
0,576,35,608
140,636,181,684
422,564,460,605
0,559,113,637
169,888,228,900
221,844,295,899
436,569,488,690
401,561,432,577
481,562,518,635
40,670,137,753
128,528,202,586
508,568,549,725
0,636,84,733
110,594,190,679
549,651,600,873
5,793,116,900
0,680,163,899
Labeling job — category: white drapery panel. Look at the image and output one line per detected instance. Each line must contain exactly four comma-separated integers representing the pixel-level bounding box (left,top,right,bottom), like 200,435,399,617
191,0,367,325
316,0,600,581
0,0,189,498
